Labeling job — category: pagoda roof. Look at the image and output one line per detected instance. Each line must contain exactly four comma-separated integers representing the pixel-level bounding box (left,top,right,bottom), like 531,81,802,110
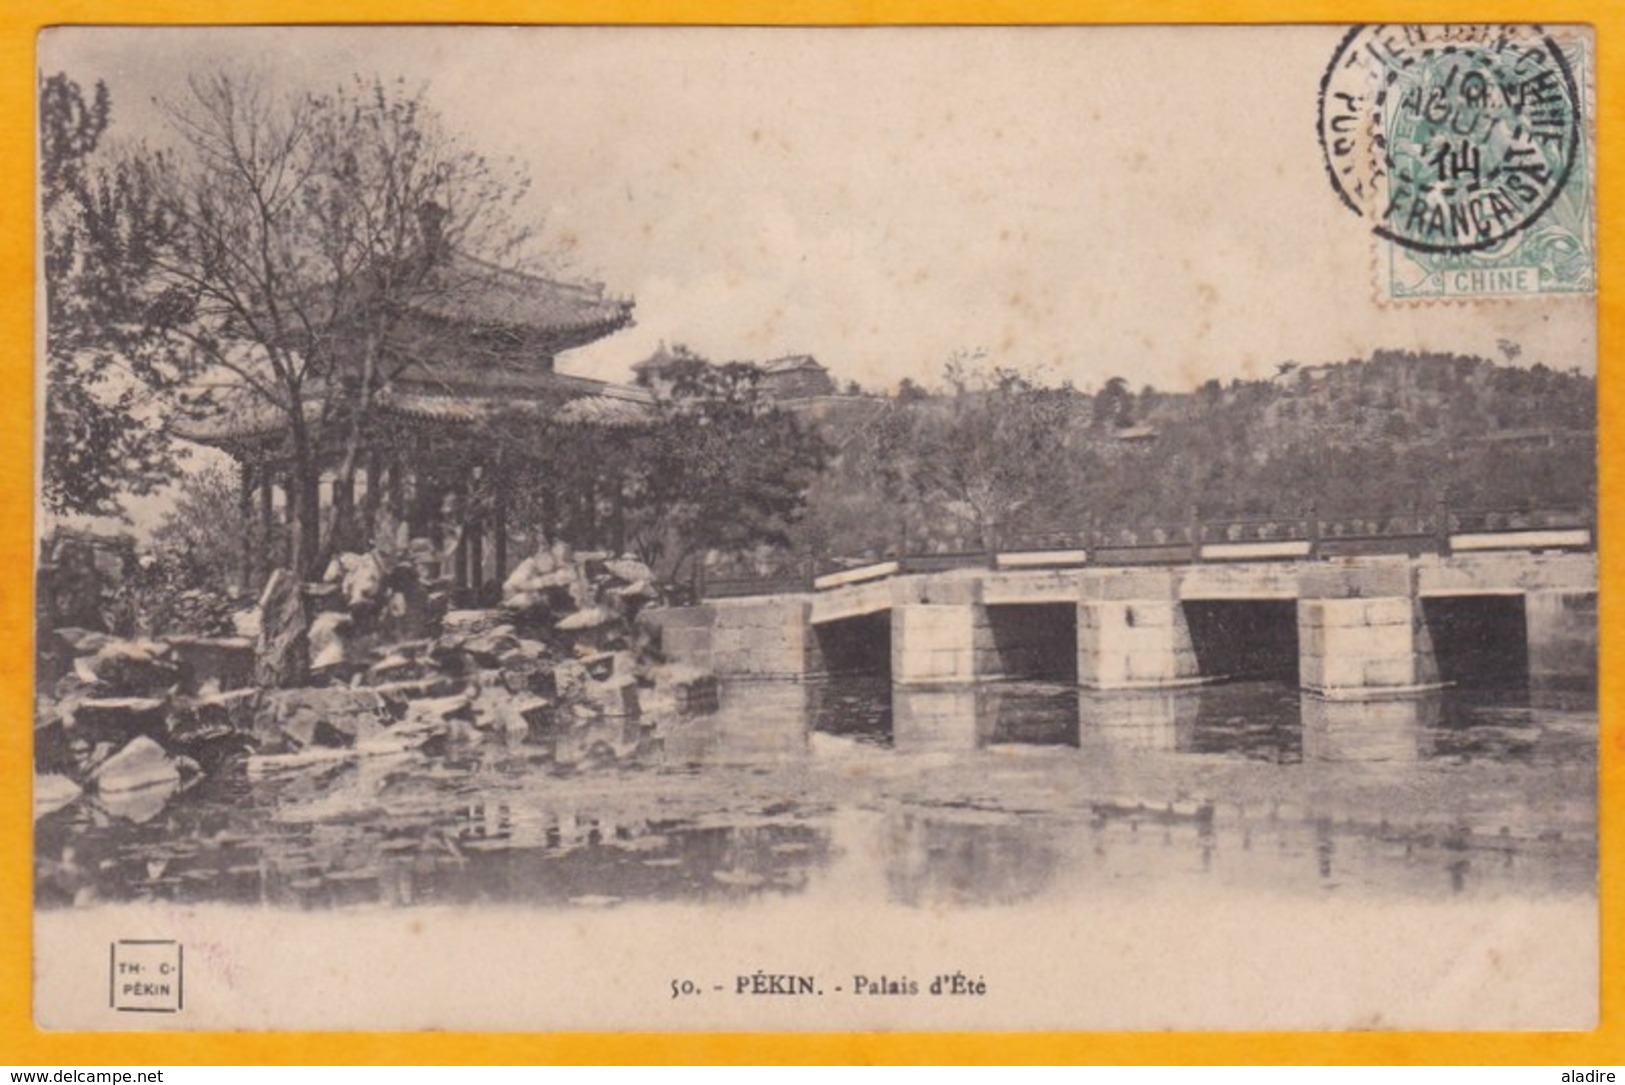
172,373,653,453
762,354,825,374
408,252,634,353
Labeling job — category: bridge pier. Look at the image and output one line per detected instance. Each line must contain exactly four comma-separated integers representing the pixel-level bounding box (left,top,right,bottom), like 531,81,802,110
1297,596,1440,699
891,603,989,685
707,598,821,678
1524,589,1598,689
1076,600,1200,690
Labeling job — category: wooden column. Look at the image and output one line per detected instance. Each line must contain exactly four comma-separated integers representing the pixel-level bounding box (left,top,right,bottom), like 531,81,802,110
333,465,355,553
468,518,484,598
542,484,558,543
492,489,508,589
239,460,257,596
358,448,380,538
388,456,406,523
609,484,626,554
258,463,275,579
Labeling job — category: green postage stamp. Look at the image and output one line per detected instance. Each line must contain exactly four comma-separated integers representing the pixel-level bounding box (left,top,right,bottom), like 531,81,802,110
1318,24,1595,303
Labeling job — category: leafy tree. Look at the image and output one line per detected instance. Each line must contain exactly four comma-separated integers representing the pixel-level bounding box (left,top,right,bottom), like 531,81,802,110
132,465,246,635
874,360,1077,551
40,73,191,518
489,355,830,587
1093,375,1134,428
895,377,930,403
139,71,534,577
624,357,830,581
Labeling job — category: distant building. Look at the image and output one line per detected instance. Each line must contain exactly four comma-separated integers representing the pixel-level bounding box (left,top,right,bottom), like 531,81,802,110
630,340,698,393
759,355,836,399
1111,423,1159,443
632,344,836,401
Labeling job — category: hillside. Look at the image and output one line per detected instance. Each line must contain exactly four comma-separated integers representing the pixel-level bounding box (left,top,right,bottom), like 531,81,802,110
787,350,1596,558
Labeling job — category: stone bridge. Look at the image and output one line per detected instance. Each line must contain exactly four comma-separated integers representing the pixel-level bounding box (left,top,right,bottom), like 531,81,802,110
648,546,1596,700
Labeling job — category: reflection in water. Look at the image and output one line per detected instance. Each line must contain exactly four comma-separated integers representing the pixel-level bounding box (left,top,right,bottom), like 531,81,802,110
892,686,988,753
882,809,1059,907
1080,689,1198,752
35,675,1595,911
1301,696,1437,763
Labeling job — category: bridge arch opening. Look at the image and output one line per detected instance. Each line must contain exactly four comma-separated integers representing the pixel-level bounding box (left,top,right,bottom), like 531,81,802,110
811,611,892,679
1419,595,1529,689
982,603,1078,683
1182,599,1299,683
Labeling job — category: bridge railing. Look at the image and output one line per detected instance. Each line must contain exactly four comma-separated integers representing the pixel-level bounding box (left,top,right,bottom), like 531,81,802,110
696,554,817,599
696,505,1594,599
1448,507,1592,534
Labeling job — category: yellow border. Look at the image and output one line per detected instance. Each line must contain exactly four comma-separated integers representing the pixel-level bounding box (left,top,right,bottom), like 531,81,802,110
2,0,1618,1066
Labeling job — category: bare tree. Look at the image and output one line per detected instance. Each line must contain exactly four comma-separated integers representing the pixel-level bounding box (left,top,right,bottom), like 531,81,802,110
146,72,535,577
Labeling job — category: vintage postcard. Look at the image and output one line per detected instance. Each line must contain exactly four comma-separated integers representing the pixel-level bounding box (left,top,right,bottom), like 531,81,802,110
25,22,1604,1041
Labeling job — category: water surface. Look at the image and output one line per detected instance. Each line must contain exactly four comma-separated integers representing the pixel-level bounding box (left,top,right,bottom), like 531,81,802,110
34,677,1597,911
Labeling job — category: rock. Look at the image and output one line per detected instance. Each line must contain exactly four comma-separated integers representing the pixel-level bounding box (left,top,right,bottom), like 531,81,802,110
36,633,76,688
604,557,654,584
89,735,180,794
496,637,552,665
372,676,469,712
552,659,591,702
405,692,476,723
408,536,443,582
379,573,433,642
368,646,440,684
442,609,504,639
231,607,261,639
97,782,180,825
396,692,474,739
309,611,353,672
558,606,614,631
166,636,255,695
32,716,76,777
179,688,262,733
500,571,580,622
43,628,118,687
461,628,520,668
68,698,169,743
167,690,261,771
83,639,181,696
514,697,556,734
303,581,343,613
581,675,640,718
499,663,558,699
501,553,558,595
330,551,386,610
246,746,359,777
34,774,81,819
52,627,115,656
256,569,310,689
605,581,657,616
260,687,385,749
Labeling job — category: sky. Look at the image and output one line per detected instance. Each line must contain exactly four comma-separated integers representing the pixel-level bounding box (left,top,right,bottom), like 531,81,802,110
42,25,1596,393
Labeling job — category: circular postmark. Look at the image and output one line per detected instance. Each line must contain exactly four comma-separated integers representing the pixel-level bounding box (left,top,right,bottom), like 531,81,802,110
1317,25,1580,255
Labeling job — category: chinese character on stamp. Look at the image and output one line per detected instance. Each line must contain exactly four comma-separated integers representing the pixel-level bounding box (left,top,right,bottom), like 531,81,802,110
1318,24,1595,303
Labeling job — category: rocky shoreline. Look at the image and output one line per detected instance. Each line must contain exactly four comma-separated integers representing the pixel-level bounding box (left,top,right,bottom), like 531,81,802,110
35,541,718,823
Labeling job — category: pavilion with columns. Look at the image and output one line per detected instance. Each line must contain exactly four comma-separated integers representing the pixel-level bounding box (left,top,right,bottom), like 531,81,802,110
175,253,644,601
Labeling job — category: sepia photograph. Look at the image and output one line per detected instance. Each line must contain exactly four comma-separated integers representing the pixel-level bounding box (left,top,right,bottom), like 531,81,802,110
30,23,1598,1033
